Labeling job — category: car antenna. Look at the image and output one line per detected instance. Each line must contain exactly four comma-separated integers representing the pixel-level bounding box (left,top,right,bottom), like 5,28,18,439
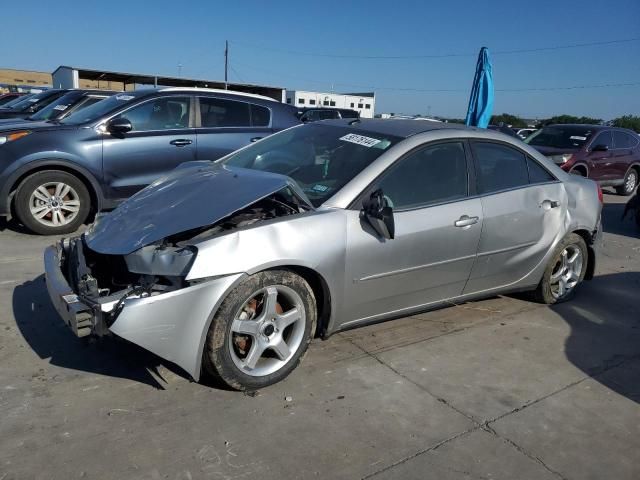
349,119,361,125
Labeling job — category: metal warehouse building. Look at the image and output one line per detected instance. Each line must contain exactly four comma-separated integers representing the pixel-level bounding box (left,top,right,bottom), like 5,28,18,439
52,66,286,101
286,90,376,118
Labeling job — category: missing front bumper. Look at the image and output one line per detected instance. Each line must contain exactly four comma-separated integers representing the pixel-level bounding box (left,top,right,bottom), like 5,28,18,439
44,242,105,337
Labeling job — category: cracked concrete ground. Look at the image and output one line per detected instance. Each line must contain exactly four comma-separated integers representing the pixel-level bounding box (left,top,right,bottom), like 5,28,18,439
0,193,638,480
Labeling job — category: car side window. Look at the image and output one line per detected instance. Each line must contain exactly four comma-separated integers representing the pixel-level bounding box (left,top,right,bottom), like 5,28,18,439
613,131,638,149
473,142,529,194
200,97,250,127
378,142,468,210
527,157,555,183
250,104,270,127
592,131,613,149
116,97,190,131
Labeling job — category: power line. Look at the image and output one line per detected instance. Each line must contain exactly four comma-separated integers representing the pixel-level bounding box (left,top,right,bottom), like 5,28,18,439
230,36,640,60
231,61,640,93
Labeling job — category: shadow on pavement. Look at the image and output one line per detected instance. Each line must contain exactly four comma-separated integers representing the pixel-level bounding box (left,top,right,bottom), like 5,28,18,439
602,200,639,238
554,271,640,403
13,274,192,389
0,215,31,234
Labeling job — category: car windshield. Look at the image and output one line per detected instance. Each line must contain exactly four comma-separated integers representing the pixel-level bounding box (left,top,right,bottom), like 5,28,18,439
0,95,30,109
222,124,401,207
60,92,144,125
525,126,594,149
4,90,55,111
28,92,82,121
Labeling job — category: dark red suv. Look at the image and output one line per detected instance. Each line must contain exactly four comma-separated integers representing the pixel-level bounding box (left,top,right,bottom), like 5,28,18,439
526,124,640,195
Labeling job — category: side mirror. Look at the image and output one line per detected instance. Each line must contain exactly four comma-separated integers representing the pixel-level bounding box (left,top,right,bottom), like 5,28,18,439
107,117,133,135
362,189,395,240
592,144,609,152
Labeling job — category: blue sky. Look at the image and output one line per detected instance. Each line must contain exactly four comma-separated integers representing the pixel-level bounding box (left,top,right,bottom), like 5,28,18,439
1,0,639,119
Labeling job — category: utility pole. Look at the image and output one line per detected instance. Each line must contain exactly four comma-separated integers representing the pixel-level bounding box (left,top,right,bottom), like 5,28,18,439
178,63,182,78
224,40,229,89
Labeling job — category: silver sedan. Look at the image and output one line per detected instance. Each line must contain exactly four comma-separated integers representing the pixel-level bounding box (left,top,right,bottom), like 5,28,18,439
44,120,602,390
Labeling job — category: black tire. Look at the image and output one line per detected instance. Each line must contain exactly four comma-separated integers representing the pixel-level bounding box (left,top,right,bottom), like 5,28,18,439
569,167,586,177
203,270,317,390
531,233,588,305
14,170,91,235
615,168,638,196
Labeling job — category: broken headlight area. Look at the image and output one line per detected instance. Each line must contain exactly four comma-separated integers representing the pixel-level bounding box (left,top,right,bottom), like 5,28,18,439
62,237,197,331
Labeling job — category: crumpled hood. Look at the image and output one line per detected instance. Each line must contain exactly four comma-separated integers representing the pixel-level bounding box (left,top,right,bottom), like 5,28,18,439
85,164,307,255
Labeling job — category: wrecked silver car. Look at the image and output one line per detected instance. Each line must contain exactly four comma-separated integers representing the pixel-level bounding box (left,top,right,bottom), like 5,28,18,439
45,120,603,390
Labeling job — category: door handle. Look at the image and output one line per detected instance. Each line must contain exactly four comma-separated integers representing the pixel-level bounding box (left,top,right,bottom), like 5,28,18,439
454,215,479,228
250,136,263,143
541,199,560,209
170,139,193,147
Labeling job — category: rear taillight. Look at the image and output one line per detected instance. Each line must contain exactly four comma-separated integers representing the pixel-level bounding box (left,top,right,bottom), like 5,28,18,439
597,184,603,204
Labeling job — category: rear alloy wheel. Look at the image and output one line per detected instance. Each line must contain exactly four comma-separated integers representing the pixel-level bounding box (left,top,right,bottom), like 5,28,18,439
531,233,588,304
14,170,91,235
203,270,316,390
615,168,638,196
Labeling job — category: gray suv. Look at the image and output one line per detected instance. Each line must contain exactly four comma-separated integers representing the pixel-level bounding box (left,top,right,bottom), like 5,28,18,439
0,88,300,234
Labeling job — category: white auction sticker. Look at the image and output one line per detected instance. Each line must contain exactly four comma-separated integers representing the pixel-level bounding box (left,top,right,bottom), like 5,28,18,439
339,133,381,148
53,104,69,111
569,136,587,141
115,94,135,101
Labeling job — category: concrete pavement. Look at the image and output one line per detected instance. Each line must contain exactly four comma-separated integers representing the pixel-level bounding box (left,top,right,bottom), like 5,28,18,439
0,193,638,479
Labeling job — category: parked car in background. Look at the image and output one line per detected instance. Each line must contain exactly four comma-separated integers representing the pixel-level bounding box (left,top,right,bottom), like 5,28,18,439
44,119,602,390
297,107,359,122
0,93,25,107
0,89,115,127
525,124,640,195
0,93,33,109
513,128,536,139
0,87,300,234
0,89,69,119
488,124,521,138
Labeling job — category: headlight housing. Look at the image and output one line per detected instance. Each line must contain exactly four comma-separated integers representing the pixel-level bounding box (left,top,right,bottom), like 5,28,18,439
0,130,31,145
548,154,574,164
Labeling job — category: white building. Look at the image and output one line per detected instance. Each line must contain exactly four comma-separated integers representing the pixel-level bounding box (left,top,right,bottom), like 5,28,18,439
286,90,375,118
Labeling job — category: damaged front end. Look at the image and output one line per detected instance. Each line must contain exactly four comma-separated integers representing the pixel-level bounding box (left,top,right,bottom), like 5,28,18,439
44,166,312,378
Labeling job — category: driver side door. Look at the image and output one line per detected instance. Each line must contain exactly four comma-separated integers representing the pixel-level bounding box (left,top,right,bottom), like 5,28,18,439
342,141,483,326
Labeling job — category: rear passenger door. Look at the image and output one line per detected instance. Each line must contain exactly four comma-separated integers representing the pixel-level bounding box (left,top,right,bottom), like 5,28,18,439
464,141,563,293
195,96,273,160
612,130,639,179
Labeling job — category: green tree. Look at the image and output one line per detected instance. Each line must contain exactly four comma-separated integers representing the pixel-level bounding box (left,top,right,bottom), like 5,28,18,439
490,113,527,128
611,115,640,133
537,115,603,127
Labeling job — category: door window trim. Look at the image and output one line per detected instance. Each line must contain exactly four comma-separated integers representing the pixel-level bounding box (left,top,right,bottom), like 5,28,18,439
194,95,273,129
468,139,559,197
98,94,195,133
348,139,475,212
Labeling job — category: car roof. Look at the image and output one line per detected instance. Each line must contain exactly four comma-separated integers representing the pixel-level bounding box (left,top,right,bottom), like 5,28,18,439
158,87,276,102
320,118,474,138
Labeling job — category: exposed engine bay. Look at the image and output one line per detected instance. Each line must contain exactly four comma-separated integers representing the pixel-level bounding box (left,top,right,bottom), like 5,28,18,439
62,188,308,331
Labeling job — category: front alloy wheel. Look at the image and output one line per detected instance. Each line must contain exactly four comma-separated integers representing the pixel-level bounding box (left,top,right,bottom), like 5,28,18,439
204,270,316,390
14,170,91,235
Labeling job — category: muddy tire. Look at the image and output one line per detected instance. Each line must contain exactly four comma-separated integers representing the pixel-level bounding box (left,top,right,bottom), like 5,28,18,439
203,270,316,391
531,233,588,304
14,170,91,235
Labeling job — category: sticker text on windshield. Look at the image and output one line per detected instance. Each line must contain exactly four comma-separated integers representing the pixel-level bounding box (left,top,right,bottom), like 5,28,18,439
339,133,382,148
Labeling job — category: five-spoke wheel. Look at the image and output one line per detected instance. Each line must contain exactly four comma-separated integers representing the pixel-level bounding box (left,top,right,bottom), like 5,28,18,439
204,270,316,390
532,233,588,304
